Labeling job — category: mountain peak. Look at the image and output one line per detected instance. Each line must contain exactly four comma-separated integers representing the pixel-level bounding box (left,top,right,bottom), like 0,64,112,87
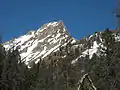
46,20,64,26
3,20,76,65
46,20,62,27
37,20,66,33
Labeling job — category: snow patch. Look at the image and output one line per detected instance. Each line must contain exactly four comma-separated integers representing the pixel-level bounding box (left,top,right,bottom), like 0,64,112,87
82,41,99,59
72,41,99,64
71,39,76,44
47,22,58,27
42,44,61,58
20,40,38,61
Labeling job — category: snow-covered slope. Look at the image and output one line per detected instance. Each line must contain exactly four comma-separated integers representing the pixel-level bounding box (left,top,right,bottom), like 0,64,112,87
3,21,76,65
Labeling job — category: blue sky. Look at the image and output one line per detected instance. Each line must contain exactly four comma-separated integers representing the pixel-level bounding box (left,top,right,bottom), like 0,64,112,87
0,0,117,42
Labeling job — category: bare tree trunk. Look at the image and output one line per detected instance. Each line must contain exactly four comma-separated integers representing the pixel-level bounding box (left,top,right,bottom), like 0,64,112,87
77,73,97,90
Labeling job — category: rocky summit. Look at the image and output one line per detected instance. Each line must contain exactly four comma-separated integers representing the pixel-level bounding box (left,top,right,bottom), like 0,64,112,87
3,21,76,65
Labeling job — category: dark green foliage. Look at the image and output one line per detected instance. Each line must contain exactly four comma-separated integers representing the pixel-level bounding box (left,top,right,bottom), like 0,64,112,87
88,28,120,90
0,48,25,90
0,44,30,90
